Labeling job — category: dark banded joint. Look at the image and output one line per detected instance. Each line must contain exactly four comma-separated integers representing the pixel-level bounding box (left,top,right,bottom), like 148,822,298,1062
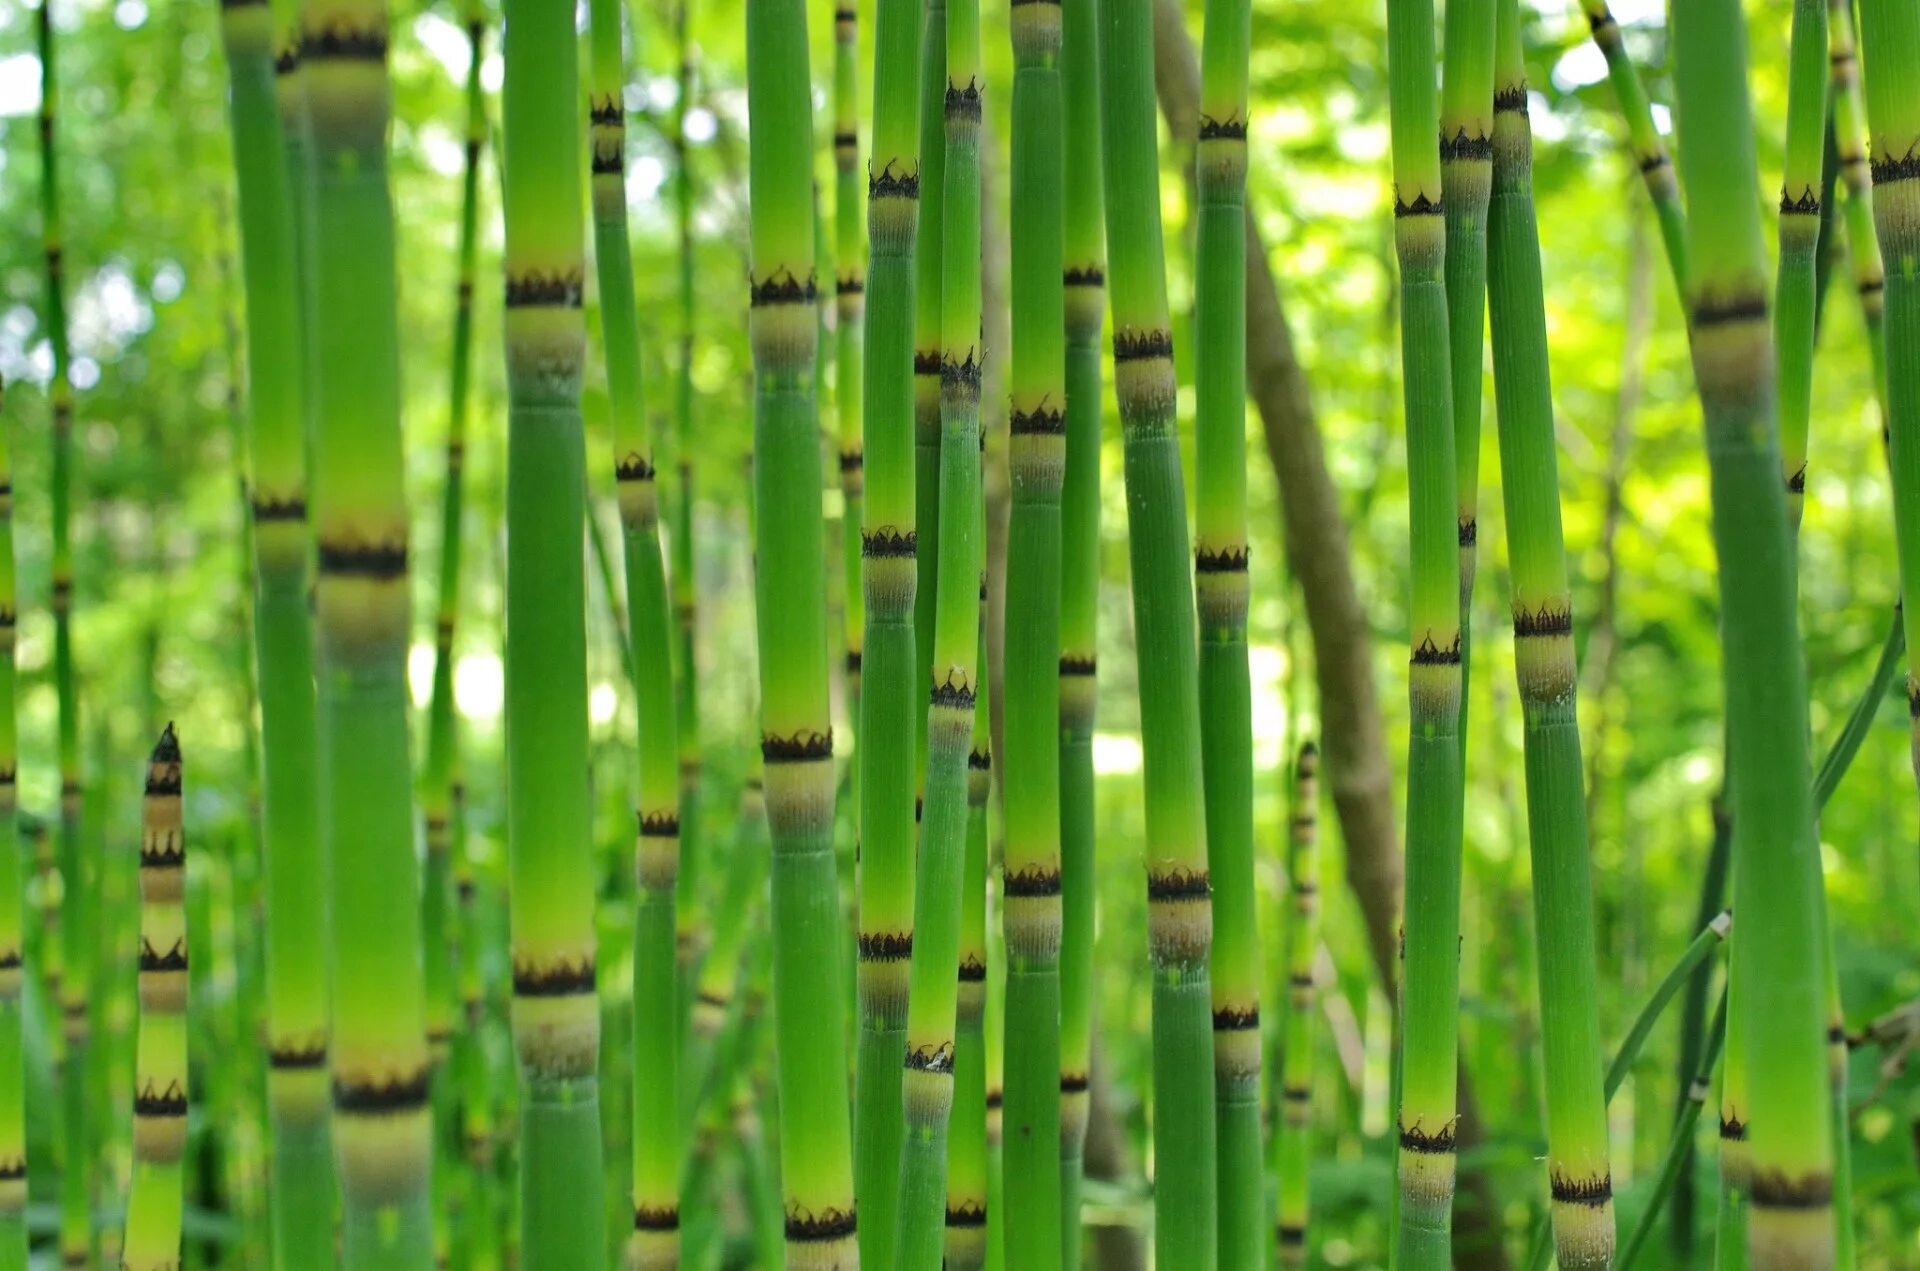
318,540,408,581
1277,1225,1306,1248
1779,186,1820,216
1009,405,1066,435
1060,1072,1089,1094
1871,148,1920,186
694,989,729,1010
1638,151,1671,174
1398,1120,1456,1154
1438,128,1493,161
134,1082,188,1118
0,1158,23,1182
140,843,185,871
834,6,856,20
589,96,621,126
1195,546,1249,574
1113,329,1174,362
945,1202,987,1229
0,952,17,972
957,956,987,983
786,1207,858,1242
914,349,944,376
1060,654,1096,677
335,1069,433,1114
870,161,920,200
1458,517,1477,547
1861,277,1886,298
836,276,864,298
986,1089,1003,1110
1787,465,1806,495
1288,972,1314,990
1146,867,1211,901
138,940,189,973
639,812,680,838
1004,867,1062,898
275,48,300,75
269,1043,328,1071
942,350,983,391
299,26,389,63
862,528,915,558
847,649,863,674
1283,1085,1312,1104
858,931,913,961
1212,1006,1259,1031
633,1205,680,1232
967,746,991,771
1748,1171,1833,1210
511,958,597,998
592,152,625,176
1492,86,1528,115
1586,7,1617,35
945,78,983,123
1719,1114,1748,1142
0,767,14,789
904,1042,955,1074
749,268,817,308
1690,292,1768,330
833,131,858,152
1063,265,1105,289
1411,634,1462,666
1512,603,1572,638
929,674,977,710
252,496,308,523
839,449,865,474
1549,1172,1613,1207
762,730,833,763
505,271,586,308
1393,192,1443,218
1198,115,1247,142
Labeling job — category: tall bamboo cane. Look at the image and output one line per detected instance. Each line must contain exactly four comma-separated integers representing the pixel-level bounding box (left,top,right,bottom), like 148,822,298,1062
0,381,22,1271
1778,0,1830,528
1831,0,1889,425
945,619,992,1270
1273,742,1318,1267
838,0,868,727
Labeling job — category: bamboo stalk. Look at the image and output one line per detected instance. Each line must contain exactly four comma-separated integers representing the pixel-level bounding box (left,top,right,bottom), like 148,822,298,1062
1778,0,1830,527
1830,0,1889,431
914,0,951,817
838,0,867,726
1273,742,1318,1268
122,727,187,1271
217,0,336,1261
1002,0,1067,1262
300,0,435,1257
1097,0,1218,1263
744,0,860,1261
0,378,21,1271
1484,7,1614,1258
945,622,991,1270
1673,0,1834,1264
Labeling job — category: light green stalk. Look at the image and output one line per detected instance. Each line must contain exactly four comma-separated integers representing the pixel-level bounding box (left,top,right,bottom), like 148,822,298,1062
1002,0,1067,1265
1778,0,1829,527
854,0,925,1254
914,0,950,807
38,7,92,1265
945,624,991,1270
0,381,22,1271
894,0,985,1255
837,0,867,720
585,0,683,1264
1097,0,1218,1264
1484,5,1613,1259
500,0,609,1260
1192,0,1259,1256
1055,0,1103,1251
1272,743,1318,1268
301,0,436,1260
217,2,335,1262
1830,0,1888,426
1384,0,1465,1257
745,0,860,1261
1673,0,1834,1265
1571,0,1687,292
122,727,186,1271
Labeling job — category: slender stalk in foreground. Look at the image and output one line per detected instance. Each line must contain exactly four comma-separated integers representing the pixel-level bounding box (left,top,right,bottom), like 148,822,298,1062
1673,0,1834,1264
1777,0,1829,528
586,0,683,1262
217,1,334,1261
1002,0,1067,1263
945,625,992,1270
854,0,924,1255
1621,993,1731,1269
745,0,860,1261
1273,742,1319,1267
123,727,187,1271
1829,0,1888,427
0,381,22,1271
914,0,951,808
837,0,867,725
895,0,985,1254
1383,0,1465,1257
1098,0,1218,1263
1484,7,1613,1259
1055,0,1104,1250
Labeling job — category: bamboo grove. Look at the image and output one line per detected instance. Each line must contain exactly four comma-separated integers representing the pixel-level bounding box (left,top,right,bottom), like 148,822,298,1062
2,0,1920,1266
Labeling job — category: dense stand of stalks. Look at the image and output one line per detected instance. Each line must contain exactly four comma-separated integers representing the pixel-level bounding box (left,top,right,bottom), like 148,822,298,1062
585,0,683,1261
1571,0,1687,288
1384,0,1466,1258
744,0,860,1262
1673,0,1834,1266
1484,3,1613,1260
1054,0,1104,1252
853,0,923,1255
945,624,991,1269
123,728,187,1271
303,0,438,1253
1001,0,1067,1263
1272,742,1318,1267
895,0,985,1253
218,0,335,1261
1777,0,1829,526
0,380,18,1271
1097,0,1219,1263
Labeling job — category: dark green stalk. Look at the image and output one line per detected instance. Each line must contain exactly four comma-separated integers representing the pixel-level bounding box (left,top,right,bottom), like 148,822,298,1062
1055,0,1103,1251
1384,0,1465,1257
586,0,683,1263
1571,0,1688,292
854,0,925,1252
1813,610,1904,808
1778,0,1830,527
894,0,985,1254
745,0,860,1262
1002,0,1067,1264
1830,0,1889,426
0,379,22,1271
1273,743,1318,1268
945,628,991,1270
217,1,335,1261
914,0,950,807
837,0,867,727
1673,0,1834,1264
1097,0,1218,1264
1485,6,1613,1261
123,728,187,1271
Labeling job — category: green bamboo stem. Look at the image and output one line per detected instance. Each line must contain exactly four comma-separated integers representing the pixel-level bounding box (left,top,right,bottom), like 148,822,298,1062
1002,0,1067,1264
585,0,684,1263
38,6,92,1265
1621,990,1731,1269
1673,0,1834,1264
854,0,925,1253
1384,0,1465,1257
985,864,1006,1271
894,0,985,1254
837,0,867,726
1056,0,1103,1250
1484,6,1614,1260
217,1,336,1262
500,0,609,1259
0,379,22,1271
745,0,860,1261
1859,0,1920,859
1778,0,1830,527
1097,0,1218,1264
455,840,502,1271
945,625,991,1270
1570,0,1688,293
1438,0,1492,772
1718,962,1752,1271
123,728,187,1271
1273,743,1318,1268
1814,610,1904,808
914,0,951,809
299,0,437,1261
1830,0,1889,427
